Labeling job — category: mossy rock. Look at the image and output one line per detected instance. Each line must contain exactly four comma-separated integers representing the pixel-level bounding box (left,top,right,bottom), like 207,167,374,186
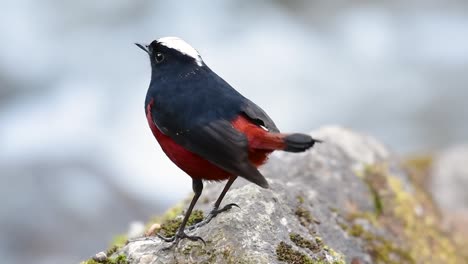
80,127,468,264
345,163,464,264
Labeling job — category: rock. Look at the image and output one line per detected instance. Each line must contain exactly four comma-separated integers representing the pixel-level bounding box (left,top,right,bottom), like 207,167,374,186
431,145,468,211
430,145,468,240
92,252,108,262
82,126,467,264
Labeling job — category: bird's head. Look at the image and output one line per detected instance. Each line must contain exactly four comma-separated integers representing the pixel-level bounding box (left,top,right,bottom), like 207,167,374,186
136,37,204,70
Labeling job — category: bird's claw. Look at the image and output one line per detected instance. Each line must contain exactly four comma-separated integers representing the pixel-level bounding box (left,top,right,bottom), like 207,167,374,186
157,231,206,250
187,203,240,231
157,233,176,242
214,203,239,214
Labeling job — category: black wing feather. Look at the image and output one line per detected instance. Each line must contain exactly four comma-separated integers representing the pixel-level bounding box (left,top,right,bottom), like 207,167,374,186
170,119,269,188
241,98,280,133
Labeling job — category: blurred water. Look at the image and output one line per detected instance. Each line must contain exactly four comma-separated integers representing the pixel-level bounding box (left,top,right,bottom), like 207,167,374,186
1,1,467,263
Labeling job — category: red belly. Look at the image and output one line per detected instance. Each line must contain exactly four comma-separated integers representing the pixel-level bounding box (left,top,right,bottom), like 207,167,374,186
146,99,272,181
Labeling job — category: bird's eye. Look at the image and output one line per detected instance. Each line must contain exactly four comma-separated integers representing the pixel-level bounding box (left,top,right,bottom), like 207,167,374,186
155,52,165,63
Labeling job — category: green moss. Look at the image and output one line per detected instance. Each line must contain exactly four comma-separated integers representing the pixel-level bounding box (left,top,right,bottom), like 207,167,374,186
144,202,186,231
386,176,456,263
404,155,433,173
106,246,118,257
347,221,413,264
294,195,321,234
295,205,320,228
369,186,383,216
290,233,347,263
181,243,207,257
109,255,128,264
336,221,348,232
403,155,434,197
277,232,345,264
350,163,465,264
222,249,232,260
295,206,312,224
80,254,128,264
187,210,204,225
289,233,320,253
143,203,182,232
81,260,99,264
362,165,387,216
325,248,346,264
179,243,257,264
314,236,323,247
160,209,204,237
346,211,379,227
347,224,365,237
297,195,305,204
276,242,314,264
110,234,128,249
159,219,179,237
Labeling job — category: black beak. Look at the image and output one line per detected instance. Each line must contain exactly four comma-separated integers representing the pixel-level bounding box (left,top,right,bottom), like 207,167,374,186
135,43,149,54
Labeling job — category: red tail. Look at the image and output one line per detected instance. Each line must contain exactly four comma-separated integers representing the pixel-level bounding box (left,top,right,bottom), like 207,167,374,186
232,115,321,166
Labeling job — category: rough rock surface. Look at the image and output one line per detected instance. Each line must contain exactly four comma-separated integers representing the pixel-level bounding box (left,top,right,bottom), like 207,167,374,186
83,126,467,264
431,145,468,211
430,145,468,240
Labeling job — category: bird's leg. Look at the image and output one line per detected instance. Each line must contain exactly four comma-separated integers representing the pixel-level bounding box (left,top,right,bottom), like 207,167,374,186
188,176,238,231
210,176,239,215
157,179,205,249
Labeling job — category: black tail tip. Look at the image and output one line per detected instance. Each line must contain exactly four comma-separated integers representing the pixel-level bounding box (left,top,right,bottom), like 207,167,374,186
284,133,322,153
259,181,269,189
254,176,270,189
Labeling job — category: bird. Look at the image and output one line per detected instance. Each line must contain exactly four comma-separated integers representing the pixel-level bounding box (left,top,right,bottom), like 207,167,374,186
136,37,321,247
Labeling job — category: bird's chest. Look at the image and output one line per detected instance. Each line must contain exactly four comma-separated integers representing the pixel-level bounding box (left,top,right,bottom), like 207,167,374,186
145,98,231,180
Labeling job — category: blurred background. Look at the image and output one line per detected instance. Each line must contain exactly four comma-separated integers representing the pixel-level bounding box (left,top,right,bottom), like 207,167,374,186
1,1,467,263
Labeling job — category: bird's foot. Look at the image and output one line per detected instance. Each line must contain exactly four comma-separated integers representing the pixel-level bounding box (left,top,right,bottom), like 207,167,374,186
187,203,239,231
211,203,240,216
157,231,205,250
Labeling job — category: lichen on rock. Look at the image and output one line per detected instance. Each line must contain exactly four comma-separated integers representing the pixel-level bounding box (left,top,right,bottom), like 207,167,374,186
345,163,462,263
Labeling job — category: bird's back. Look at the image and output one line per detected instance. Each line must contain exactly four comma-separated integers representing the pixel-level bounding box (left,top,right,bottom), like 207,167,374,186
146,65,247,134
